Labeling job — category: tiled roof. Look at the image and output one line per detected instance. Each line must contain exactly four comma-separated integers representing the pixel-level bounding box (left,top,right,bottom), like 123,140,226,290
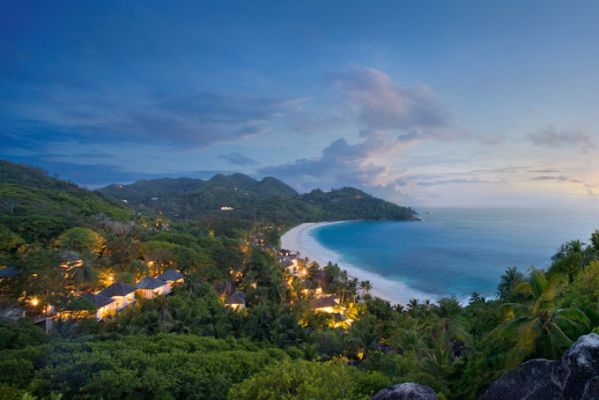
137,276,167,290
0,266,19,278
99,282,137,297
158,269,184,281
225,291,246,305
82,293,114,309
312,295,337,309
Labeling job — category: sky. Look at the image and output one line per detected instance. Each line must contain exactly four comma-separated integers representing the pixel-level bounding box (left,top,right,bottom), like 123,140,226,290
2,0,599,208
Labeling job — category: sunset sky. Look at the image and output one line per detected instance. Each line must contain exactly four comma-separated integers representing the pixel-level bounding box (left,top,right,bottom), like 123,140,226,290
2,0,599,207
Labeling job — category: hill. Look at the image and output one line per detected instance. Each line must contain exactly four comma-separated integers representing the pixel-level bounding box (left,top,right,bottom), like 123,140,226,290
98,173,417,226
0,160,130,243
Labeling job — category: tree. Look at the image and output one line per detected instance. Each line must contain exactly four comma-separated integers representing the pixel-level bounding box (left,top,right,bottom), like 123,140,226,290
68,252,98,294
548,240,592,282
359,280,373,297
227,360,389,400
497,266,524,300
55,227,105,255
500,270,591,366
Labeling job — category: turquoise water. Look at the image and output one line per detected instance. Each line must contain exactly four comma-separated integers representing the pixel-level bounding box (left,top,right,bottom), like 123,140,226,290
312,208,599,299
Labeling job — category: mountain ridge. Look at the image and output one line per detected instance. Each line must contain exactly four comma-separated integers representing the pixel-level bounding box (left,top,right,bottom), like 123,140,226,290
98,173,417,225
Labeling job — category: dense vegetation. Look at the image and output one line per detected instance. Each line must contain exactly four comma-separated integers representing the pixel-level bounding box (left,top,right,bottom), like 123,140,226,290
0,161,130,243
98,173,416,235
1,159,599,400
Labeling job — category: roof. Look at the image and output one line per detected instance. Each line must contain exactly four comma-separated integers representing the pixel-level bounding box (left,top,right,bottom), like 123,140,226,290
158,269,185,281
137,276,168,290
99,282,137,297
82,293,115,309
0,266,19,278
312,295,338,309
225,291,246,305
280,258,294,268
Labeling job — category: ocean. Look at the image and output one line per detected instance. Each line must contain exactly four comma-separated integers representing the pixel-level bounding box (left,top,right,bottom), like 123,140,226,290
309,208,599,302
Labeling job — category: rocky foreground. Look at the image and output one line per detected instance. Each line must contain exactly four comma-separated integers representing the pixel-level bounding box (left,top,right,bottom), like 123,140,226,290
371,333,599,400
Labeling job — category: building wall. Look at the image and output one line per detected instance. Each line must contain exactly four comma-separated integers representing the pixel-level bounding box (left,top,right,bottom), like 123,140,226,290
138,288,155,299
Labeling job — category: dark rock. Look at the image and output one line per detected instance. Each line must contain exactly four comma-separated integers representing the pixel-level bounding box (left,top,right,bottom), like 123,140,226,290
372,382,437,400
480,333,599,400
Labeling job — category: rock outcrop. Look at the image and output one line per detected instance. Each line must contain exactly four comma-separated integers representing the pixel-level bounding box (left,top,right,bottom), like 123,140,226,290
371,382,437,400
480,333,599,400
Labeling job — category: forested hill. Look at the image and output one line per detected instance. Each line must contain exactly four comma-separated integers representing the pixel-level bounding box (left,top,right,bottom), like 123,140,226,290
0,161,130,243
98,173,417,225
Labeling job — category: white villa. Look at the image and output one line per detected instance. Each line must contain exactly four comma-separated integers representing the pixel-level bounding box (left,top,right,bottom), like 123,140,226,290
99,282,137,310
136,276,170,299
82,293,117,320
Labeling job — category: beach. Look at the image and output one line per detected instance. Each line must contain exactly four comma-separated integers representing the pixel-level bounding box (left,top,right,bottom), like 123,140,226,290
281,222,435,304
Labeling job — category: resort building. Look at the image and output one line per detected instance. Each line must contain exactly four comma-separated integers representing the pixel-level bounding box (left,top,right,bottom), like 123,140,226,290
158,269,185,288
311,295,341,314
0,266,19,280
136,276,171,299
224,291,246,311
81,293,117,320
99,282,137,311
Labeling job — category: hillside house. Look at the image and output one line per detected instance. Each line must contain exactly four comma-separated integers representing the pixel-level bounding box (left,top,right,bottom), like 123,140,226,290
311,295,340,314
158,269,185,289
81,293,117,320
99,282,137,310
137,276,170,299
225,291,246,311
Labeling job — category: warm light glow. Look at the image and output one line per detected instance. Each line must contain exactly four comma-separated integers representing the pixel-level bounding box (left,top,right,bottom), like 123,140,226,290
30,297,39,306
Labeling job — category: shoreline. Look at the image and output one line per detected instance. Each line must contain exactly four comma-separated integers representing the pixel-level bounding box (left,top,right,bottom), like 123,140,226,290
280,221,437,305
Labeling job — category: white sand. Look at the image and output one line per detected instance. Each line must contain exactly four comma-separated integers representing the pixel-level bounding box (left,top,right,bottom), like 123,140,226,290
281,222,437,305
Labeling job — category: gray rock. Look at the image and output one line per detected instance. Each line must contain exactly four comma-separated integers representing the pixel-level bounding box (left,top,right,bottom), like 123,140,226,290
480,333,599,400
372,382,437,400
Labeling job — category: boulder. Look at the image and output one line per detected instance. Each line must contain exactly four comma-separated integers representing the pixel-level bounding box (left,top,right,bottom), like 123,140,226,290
480,333,599,400
372,382,437,400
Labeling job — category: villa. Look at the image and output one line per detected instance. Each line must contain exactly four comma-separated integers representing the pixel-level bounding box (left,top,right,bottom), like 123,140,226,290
225,291,246,311
81,293,117,320
158,269,185,288
311,295,340,314
99,282,137,310
137,276,170,299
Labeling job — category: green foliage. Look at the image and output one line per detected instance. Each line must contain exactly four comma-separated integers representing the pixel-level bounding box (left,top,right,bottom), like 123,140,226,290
499,270,591,365
28,334,287,400
228,360,390,400
0,161,129,243
497,266,524,300
55,227,105,255
99,174,416,234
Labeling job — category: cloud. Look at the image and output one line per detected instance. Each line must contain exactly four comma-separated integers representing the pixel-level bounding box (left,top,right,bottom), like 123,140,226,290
326,65,453,137
259,132,415,192
260,66,463,197
4,88,301,150
528,126,595,149
530,175,582,184
218,152,258,166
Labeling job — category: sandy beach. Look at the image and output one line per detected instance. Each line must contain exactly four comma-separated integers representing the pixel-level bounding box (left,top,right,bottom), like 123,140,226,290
281,222,435,304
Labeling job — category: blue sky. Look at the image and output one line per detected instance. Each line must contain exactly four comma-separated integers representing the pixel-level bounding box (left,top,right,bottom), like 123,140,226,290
2,0,599,207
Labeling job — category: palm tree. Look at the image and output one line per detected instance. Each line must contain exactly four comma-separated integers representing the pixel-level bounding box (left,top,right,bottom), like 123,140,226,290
407,298,420,317
497,266,524,300
359,280,372,297
69,253,98,295
500,269,590,366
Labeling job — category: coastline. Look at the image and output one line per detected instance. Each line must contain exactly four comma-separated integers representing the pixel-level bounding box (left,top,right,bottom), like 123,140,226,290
281,222,436,305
